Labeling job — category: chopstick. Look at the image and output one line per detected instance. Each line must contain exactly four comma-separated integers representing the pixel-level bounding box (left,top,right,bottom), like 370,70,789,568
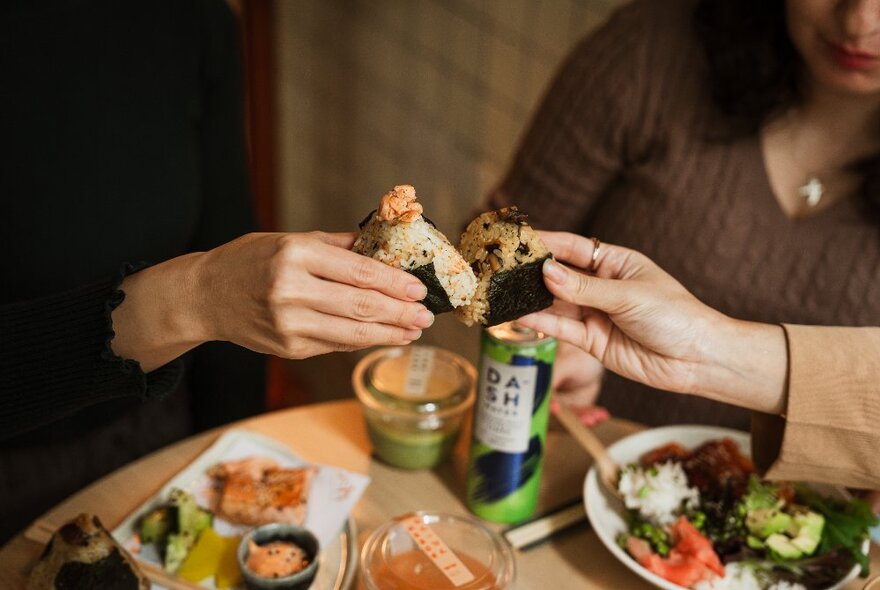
504,498,589,551
25,519,204,590
553,402,622,500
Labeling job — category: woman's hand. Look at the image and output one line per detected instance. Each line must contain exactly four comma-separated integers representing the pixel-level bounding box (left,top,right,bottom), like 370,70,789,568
552,342,609,425
517,232,788,414
112,231,433,371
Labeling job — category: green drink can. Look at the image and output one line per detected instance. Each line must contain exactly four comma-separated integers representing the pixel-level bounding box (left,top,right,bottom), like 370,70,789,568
466,322,557,523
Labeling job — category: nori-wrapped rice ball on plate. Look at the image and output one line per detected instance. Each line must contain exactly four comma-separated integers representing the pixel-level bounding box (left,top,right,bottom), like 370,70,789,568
353,185,478,314
28,513,149,590
456,207,554,327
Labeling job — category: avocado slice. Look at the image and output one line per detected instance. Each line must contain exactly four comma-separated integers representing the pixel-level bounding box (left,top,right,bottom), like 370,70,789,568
747,508,792,539
169,488,212,538
790,511,824,555
163,488,213,573
139,506,173,546
766,533,803,560
164,531,194,573
746,535,765,550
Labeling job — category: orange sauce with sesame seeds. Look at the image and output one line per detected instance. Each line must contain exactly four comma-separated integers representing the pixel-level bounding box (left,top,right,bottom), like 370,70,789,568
245,539,309,579
368,549,502,590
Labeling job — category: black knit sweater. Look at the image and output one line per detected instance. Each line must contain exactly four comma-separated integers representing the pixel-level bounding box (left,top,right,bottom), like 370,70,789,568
0,0,265,442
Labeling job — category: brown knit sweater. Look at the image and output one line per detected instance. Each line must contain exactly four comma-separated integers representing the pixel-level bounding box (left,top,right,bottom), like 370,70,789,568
489,0,880,430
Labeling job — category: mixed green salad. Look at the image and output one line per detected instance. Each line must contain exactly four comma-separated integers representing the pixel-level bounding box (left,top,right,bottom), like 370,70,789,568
616,439,877,590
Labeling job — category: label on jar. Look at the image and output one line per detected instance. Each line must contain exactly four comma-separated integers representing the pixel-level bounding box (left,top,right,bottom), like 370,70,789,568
400,514,475,587
474,358,536,453
403,347,435,397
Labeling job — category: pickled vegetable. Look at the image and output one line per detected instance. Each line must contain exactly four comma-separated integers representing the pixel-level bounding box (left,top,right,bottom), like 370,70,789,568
177,527,224,582
215,535,243,588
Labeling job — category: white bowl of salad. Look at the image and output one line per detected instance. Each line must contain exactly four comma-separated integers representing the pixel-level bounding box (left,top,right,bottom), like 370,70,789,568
583,425,875,590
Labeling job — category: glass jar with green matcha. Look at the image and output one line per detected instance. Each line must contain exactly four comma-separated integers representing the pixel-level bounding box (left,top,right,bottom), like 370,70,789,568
353,346,476,470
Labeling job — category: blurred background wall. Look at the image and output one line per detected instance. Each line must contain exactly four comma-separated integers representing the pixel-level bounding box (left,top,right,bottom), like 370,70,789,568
269,0,621,404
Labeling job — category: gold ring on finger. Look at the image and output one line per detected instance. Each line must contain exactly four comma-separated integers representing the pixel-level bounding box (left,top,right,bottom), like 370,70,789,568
589,237,601,272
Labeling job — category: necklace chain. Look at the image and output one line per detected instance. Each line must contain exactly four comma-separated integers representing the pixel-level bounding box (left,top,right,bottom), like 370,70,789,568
786,110,825,208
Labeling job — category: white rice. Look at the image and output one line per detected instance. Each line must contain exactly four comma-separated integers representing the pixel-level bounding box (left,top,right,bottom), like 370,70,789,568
618,462,699,526
694,563,761,590
694,563,806,590
354,215,477,308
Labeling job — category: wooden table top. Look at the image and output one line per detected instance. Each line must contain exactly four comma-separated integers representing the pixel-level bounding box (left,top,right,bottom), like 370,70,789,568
0,399,876,589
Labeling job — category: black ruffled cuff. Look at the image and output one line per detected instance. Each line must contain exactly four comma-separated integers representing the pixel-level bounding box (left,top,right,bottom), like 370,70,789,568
0,262,185,439
103,261,184,402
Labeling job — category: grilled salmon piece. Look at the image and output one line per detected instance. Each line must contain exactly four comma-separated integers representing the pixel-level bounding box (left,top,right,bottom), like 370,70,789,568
207,456,279,480
210,457,316,526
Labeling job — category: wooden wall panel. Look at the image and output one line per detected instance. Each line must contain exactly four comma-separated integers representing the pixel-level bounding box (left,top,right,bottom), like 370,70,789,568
240,0,277,232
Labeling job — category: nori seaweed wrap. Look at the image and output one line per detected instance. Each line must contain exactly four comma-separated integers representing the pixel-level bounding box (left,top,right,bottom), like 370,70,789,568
455,207,554,326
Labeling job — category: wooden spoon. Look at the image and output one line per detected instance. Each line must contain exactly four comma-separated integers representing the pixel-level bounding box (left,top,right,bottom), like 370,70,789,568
554,402,624,502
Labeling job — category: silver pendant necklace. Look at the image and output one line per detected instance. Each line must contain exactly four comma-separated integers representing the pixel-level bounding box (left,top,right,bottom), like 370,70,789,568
799,177,825,207
786,110,825,208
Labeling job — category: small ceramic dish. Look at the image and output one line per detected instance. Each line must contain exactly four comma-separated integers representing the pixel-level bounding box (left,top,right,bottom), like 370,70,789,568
238,523,320,590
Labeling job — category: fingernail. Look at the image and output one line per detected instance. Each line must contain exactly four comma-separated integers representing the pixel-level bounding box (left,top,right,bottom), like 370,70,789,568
543,259,567,285
406,282,428,300
581,413,599,427
581,408,611,426
414,309,434,328
404,329,423,341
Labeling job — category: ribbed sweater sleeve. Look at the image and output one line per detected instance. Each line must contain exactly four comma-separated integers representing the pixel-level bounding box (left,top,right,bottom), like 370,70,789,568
487,0,652,230
0,265,182,440
752,325,880,488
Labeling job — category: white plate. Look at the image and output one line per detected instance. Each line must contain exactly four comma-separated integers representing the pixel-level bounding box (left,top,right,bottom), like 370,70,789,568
583,425,864,590
114,429,365,590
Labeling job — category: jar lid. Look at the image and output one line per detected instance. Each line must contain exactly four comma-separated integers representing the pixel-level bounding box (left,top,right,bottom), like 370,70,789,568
353,346,475,417
485,321,553,345
360,511,515,590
